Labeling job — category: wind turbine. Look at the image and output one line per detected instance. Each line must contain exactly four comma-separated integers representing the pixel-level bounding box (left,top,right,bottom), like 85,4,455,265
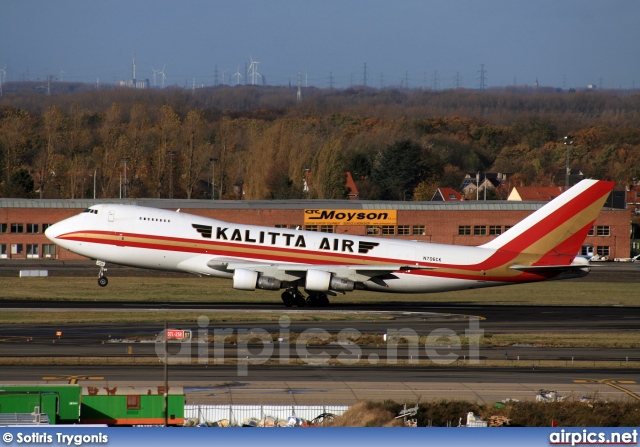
158,65,166,88
151,67,161,87
233,65,243,85
0,65,5,96
58,69,65,82
247,54,261,86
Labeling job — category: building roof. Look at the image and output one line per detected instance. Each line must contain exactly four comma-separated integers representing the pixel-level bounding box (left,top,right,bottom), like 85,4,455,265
432,188,463,201
0,197,553,212
344,172,359,200
508,186,565,201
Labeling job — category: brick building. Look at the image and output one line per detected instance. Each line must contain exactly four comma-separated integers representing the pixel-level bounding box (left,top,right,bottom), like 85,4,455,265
0,197,630,261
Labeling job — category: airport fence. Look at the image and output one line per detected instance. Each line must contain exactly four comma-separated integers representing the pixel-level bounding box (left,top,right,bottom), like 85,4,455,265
184,404,349,426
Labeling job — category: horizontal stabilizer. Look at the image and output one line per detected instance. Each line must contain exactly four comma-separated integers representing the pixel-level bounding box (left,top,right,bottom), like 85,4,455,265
509,264,591,272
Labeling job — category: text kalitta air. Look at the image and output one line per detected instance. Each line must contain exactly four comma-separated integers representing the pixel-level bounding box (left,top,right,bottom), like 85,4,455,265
304,209,397,226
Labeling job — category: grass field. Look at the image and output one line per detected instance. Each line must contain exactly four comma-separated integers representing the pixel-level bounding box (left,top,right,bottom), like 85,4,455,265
2,276,639,306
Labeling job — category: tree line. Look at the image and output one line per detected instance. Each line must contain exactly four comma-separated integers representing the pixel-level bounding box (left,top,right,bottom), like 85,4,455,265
1,84,640,201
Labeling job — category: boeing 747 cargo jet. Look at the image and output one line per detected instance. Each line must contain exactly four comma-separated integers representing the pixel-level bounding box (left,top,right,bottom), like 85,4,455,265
45,179,614,307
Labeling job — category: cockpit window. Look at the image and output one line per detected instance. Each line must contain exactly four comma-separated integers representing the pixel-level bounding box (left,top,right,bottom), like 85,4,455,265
82,208,99,215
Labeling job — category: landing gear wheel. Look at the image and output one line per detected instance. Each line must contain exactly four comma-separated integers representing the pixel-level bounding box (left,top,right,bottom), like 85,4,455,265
281,291,294,308
293,291,306,307
98,276,108,287
318,293,330,307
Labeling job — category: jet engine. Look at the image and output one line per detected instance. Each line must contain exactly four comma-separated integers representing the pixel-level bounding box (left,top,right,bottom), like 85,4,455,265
305,269,355,292
232,268,281,291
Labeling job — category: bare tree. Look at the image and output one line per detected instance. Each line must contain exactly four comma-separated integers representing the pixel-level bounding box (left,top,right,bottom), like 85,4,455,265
179,110,211,199
35,106,64,198
148,105,180,198
0,109,32,197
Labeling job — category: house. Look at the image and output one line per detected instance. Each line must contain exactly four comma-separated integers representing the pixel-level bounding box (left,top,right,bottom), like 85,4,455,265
345,172,359,200
432,188,463,201
508,186,565,201
461,173,509,199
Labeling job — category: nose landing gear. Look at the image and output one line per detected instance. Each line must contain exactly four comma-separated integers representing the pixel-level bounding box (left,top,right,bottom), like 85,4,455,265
96,260,108,287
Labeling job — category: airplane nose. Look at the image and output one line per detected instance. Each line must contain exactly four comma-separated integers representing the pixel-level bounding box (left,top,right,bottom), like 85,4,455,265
44,222,59,242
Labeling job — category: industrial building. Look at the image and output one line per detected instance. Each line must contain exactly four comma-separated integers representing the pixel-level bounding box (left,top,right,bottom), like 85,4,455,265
0,197,630,262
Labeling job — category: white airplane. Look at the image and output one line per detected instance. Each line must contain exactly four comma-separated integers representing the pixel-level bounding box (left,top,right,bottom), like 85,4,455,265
45,179,614,307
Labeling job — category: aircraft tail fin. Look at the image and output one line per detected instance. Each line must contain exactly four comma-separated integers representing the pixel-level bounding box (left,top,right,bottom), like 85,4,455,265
480,179,615,266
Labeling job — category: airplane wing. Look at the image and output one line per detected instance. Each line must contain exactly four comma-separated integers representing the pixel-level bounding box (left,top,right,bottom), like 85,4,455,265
207,259,435,283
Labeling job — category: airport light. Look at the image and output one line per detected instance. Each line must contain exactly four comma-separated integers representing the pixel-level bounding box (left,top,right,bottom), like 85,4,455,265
121,157,130,198
167,151,176,199
564,135,573,188
210,157,217,200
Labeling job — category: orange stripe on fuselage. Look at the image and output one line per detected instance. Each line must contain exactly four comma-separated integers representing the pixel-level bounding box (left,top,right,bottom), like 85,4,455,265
58,230,532,284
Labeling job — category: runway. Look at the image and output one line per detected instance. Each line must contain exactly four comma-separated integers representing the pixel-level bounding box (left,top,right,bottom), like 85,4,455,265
2,300,639,334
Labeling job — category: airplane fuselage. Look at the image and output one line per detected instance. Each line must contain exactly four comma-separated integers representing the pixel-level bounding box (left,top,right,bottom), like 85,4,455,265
46,204,527,294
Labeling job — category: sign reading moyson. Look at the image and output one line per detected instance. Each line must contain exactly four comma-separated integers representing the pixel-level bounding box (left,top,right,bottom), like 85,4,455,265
304,209,397,226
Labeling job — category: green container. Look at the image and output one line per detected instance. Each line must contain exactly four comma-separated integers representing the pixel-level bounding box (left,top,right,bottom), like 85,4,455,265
81,386,184,426
0,385,81,424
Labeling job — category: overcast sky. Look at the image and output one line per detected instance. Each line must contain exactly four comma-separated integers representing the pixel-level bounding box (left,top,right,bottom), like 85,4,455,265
2,0,639,90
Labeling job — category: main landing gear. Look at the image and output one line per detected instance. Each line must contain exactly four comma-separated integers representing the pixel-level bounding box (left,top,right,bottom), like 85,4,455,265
280,289,330,308
96,260,108,287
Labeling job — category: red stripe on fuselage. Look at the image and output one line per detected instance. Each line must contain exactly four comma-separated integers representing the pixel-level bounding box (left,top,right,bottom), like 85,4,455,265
59,230,539,284
58,230,413,266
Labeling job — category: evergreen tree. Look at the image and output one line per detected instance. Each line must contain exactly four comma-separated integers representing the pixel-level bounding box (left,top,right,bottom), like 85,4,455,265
372,139,443,200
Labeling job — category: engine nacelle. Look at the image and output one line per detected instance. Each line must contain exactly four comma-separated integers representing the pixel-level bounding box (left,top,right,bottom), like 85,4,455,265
233,268,259,290
305,269,354,292
232,268,282,291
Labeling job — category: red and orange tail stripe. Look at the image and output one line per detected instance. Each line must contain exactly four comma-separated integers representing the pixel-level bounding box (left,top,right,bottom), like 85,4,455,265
483,179,615,268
